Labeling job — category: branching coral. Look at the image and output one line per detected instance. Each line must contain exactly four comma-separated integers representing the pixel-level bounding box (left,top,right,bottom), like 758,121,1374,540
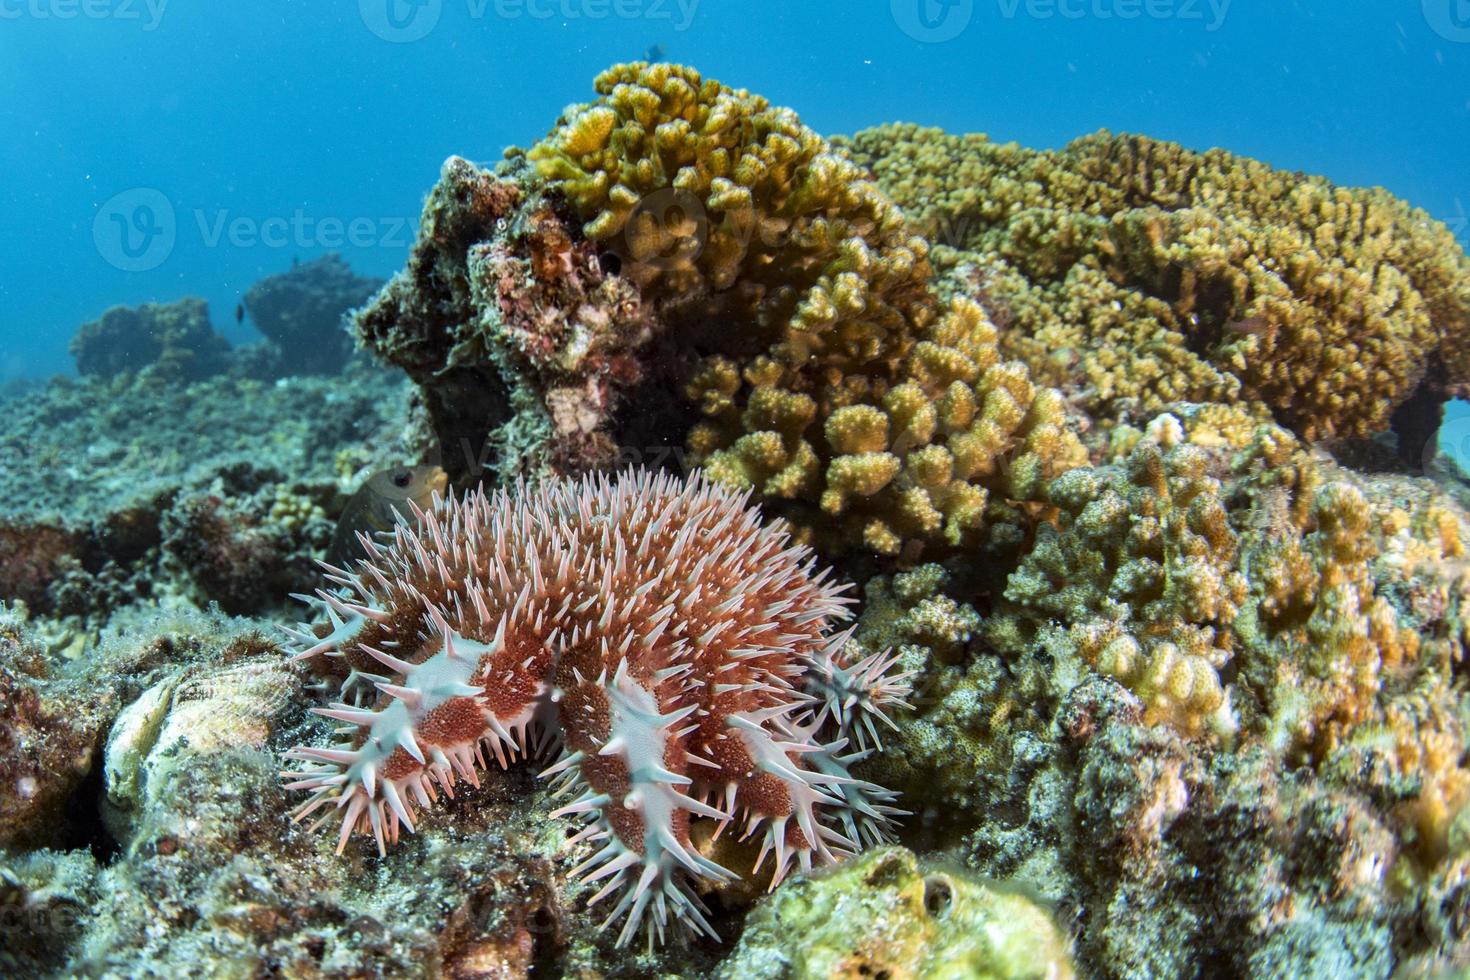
692,296,1087,557
524,64,1084,559
996,410,1468,767
282,469,908,946
838,125,1470,441
1003,421,1245,736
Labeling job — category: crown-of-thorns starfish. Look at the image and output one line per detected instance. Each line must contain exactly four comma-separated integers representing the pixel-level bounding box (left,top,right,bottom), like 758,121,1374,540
281,469,911,946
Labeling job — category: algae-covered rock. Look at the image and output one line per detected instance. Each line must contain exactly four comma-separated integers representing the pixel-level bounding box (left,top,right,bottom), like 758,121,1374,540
70,297,231,382
720,846,1073,980
242,253,383,376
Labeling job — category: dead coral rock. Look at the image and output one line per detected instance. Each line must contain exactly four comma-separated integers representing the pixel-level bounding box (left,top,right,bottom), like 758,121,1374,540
70,297,231,382
0,628,106,849
162,493,291,615
243,253,383,376
0,518,86,614
355,156,662,483
437,855,564,979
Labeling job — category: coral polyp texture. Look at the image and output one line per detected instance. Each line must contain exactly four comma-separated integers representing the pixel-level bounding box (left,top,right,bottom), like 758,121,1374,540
837,125,1470,443
282,469,907,946
519,62,1086,558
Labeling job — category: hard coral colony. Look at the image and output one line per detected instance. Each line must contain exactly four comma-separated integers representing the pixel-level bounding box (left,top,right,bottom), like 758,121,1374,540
282,470,909,946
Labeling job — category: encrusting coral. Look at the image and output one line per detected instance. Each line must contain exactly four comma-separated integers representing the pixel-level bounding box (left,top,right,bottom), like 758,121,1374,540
355,156,660,482
837,125,1470,443
718,846,1074,979
282,468,909,946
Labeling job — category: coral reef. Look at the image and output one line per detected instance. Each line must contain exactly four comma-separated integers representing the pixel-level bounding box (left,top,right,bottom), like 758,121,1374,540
837,125,1470,443
284,469,907,946
7,60,1470,979
243,253,383,375
70,297,231,382
358,64,1087,557
850,407,1470,976
524,63,1086,559
0,359,412,641
719,846,1074,979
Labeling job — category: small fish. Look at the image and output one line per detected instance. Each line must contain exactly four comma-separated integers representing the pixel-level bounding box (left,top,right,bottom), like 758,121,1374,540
235,302,245,325
644,43,666,63
328,465,449,566
1223,315,1275,342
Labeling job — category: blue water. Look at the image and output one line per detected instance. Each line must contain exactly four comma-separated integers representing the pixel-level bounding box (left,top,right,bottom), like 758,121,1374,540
1,1,1467,382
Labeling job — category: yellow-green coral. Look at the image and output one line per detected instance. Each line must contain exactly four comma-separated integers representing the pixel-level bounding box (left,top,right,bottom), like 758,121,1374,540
997,409,1469,769
717,846,1074,980
839,125,1470,440
528,65,1085,558
692,296,1086,557
528,61,925,309
1002,425,1245,736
